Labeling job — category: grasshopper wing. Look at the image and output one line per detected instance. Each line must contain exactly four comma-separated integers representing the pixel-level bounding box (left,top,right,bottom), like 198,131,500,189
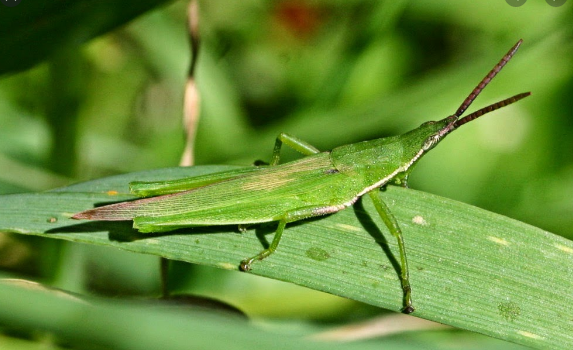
73,153,365,233
130,166,266,197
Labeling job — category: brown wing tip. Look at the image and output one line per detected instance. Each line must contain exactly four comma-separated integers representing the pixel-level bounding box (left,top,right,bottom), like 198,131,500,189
71,204,136,221
71,211,94,220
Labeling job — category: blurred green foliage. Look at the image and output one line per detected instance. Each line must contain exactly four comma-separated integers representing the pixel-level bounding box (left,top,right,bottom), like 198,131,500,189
0,0,572,349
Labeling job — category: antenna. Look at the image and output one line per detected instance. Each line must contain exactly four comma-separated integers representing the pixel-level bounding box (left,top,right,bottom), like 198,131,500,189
454,39,523,118
454,92,530,128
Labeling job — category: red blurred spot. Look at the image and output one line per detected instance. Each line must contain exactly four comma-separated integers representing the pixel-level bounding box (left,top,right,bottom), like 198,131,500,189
274,1,323,38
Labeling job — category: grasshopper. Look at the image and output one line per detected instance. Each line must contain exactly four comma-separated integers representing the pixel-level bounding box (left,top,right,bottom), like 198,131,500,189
73,40,530,313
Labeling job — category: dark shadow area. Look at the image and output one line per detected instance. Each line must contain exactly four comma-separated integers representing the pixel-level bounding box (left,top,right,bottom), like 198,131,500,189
45,220,241,243
253,223,275,250
352,196,402,278
45,220,162,242
156,294,247,319
251,215,330,250
253,214,332,251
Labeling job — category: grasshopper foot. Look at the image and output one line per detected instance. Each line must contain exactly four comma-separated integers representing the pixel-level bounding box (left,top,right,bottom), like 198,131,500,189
402,285,414,313
239,258,254,271
402,305,415,314
240,248,273,271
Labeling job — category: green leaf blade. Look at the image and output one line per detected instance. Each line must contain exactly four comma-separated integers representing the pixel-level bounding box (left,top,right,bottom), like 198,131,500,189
0,166,571,349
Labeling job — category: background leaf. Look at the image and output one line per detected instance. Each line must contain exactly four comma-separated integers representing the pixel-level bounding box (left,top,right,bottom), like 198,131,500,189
0,279,528,350
1,166,571,349
0,0,175,76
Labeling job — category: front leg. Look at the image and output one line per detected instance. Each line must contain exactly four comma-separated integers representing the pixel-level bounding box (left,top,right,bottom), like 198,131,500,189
270,133,321,166
368,189,414,313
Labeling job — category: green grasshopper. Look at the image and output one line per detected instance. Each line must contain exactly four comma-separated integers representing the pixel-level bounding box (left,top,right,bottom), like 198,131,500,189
73,40,530,313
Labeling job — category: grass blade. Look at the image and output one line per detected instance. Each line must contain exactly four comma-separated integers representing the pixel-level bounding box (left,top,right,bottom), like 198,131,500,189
0,166,571,349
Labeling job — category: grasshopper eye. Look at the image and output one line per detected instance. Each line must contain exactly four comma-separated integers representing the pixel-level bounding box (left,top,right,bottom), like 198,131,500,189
420,121,436,127
422,134,440,151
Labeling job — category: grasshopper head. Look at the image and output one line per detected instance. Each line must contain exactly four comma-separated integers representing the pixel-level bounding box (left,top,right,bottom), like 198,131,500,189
417,115,458,153
420,92,531,154
399,92,530,176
